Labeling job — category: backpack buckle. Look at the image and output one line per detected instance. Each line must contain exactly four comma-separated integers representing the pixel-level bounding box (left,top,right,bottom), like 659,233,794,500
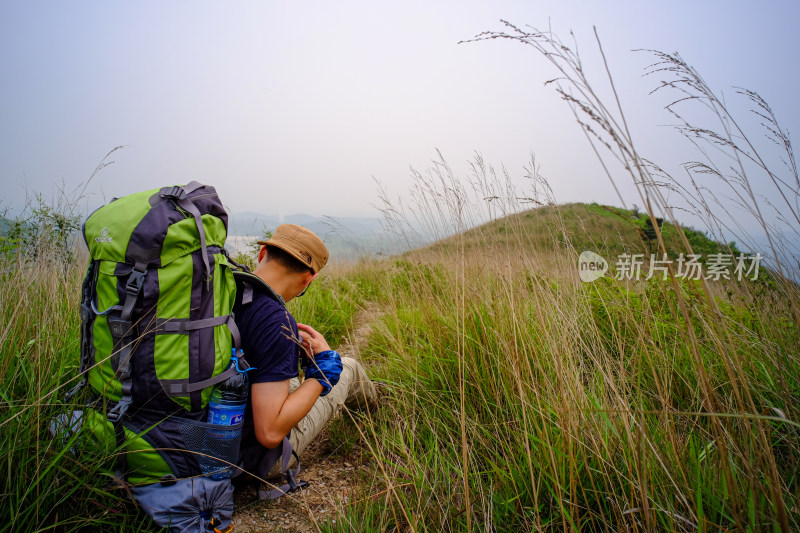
125,266,146,298
285,469,309,493
160,186,187,201
106,395,131,422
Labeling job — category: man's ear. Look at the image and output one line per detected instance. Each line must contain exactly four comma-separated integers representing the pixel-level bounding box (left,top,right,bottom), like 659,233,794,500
258,245,268,263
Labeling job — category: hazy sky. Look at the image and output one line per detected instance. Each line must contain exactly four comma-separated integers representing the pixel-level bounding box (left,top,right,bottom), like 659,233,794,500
2,1,798,229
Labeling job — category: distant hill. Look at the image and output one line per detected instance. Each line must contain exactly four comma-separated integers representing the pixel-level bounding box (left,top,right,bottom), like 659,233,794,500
0,217,14,236
416,202,742,264
226,212,405,260
226,211,280,236
227,212,384,237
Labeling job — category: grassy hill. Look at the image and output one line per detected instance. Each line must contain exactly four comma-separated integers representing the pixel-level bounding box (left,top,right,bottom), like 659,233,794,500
423,202,742,263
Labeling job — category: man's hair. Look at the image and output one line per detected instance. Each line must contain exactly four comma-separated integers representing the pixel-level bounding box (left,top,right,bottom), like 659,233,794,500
265,245,313,275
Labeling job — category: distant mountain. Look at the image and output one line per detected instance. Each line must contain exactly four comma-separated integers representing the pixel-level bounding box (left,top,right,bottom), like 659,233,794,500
226,212,281,237
226,212,405,259
0,216,14,236
227,212,384,238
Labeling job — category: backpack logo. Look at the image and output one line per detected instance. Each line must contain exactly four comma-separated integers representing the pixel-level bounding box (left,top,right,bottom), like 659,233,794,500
95,227,113,243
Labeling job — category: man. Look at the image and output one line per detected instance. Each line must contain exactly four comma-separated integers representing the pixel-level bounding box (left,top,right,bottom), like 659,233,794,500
234,224,376,494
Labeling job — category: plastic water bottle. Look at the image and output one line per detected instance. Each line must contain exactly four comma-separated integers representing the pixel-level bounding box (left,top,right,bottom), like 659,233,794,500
200,351,248,479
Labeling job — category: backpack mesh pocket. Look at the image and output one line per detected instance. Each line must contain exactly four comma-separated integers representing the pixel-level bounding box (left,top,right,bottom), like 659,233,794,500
175,417,244,476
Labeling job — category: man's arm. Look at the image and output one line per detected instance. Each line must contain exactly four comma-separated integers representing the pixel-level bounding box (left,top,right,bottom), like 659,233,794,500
250,323,332,449
251,378,323,449
250,322,337,449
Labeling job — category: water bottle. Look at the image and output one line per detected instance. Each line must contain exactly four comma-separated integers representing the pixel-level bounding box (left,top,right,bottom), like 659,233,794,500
200,350,249,480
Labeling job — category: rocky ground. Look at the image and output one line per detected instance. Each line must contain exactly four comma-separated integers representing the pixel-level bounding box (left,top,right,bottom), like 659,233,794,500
231,305,382,532
232,428,372,532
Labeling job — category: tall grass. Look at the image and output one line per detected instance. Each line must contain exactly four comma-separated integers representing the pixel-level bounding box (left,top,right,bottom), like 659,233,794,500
321,24,800,533
0,240,158,531
0,151,161,531
326,175,798,532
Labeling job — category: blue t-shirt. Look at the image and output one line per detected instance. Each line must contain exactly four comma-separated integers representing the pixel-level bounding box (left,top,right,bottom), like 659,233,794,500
234,288,301,384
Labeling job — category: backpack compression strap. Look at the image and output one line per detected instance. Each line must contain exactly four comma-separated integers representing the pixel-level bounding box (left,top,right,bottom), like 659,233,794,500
106,260,147,423
256,437,307,499
161,182,212,286
157,313,247,396
65,260,101,401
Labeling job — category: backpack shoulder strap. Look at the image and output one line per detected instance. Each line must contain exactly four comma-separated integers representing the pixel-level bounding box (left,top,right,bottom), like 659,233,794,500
232,271,286,308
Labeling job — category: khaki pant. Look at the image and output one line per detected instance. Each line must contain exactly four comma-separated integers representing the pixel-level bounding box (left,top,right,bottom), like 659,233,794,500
266,356,376,477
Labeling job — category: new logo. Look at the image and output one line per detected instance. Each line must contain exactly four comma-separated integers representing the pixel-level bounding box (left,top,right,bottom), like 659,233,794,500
578,251,608,282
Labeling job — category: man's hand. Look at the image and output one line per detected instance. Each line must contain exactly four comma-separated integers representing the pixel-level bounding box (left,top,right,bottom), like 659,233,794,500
302,350,342,396
296,323,341,396
297,323,330,355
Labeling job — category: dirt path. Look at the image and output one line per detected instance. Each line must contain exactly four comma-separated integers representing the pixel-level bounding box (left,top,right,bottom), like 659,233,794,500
232,304,382,533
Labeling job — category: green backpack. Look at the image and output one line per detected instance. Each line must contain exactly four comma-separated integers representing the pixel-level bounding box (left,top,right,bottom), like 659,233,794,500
78,182,243,485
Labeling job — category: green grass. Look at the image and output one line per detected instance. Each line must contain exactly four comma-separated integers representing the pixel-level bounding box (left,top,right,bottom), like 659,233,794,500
326,239,799,531
317,20,800,530
0,248,163,531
